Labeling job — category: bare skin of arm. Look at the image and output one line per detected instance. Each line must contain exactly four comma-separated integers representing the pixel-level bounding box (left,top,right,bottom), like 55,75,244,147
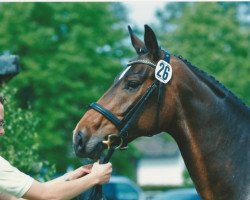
0,162,112,200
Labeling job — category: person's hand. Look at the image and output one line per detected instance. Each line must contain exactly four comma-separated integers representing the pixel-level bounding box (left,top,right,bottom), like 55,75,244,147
90,161,112,185
67,164,93,180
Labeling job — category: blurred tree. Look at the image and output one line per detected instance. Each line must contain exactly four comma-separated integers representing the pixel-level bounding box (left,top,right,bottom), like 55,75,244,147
182,169,193,187
0,86,55,180
0,2,138,174
157,2,250,106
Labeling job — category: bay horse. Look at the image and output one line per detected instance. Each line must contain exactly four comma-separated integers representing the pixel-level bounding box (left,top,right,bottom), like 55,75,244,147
73,25,250,200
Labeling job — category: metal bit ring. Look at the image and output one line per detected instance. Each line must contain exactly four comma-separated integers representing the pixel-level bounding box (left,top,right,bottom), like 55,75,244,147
102,134,123,150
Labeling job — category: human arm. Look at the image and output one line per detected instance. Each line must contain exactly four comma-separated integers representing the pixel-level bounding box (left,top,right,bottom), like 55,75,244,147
22,162,112,200
45,164,92,185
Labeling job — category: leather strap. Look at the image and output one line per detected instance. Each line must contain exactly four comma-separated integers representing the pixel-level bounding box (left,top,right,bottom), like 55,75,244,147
89,102,122,130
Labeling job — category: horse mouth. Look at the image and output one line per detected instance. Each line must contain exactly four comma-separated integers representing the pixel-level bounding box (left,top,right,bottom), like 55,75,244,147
74,140,105,160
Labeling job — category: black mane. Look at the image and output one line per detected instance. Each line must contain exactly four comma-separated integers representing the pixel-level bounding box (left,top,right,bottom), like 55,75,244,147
177,55,250,111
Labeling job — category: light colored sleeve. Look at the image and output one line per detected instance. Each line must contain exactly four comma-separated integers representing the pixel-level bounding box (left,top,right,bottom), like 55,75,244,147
0,192,19,200
0,156,34,198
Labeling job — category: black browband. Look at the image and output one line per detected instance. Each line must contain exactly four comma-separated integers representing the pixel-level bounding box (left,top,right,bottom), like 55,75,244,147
88,50,171,149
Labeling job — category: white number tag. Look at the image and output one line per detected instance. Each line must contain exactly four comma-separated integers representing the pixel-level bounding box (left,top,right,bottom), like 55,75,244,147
155,60,172,84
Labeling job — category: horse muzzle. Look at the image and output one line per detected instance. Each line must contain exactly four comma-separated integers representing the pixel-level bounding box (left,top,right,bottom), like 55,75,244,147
73,131,105,159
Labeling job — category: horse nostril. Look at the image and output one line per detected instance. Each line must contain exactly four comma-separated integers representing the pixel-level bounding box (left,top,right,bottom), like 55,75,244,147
76,133,83,146
75,131,87,148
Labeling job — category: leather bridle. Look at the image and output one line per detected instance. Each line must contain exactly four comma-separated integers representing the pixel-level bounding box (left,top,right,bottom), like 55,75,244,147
88,51,171,150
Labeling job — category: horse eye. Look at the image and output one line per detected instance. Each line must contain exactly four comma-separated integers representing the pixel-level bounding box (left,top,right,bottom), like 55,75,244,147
125,80,141,91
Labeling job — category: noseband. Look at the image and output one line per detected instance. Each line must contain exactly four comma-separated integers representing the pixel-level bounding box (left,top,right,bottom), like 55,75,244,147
89,51,171,150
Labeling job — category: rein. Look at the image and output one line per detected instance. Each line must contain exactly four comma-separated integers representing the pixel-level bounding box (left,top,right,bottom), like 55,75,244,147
88,50,171,159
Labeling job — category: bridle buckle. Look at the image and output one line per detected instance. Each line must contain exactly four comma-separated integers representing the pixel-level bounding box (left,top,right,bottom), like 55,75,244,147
102,134,123,150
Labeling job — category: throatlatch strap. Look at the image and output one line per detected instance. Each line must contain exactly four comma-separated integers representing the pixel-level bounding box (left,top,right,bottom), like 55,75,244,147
155,50,170,131
164,50,171,63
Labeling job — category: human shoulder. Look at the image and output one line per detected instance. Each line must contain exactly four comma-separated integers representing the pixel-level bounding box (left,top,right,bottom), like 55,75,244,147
0,156,14,169
0,156,11,163
0,156,34,198
0,192,18,200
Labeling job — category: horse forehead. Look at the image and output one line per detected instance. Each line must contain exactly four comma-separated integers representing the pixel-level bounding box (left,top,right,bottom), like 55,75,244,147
118,66,132,80
117,62,151,80
128,63,151,73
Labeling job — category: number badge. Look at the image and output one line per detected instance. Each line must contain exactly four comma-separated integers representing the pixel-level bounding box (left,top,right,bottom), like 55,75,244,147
155,60,173,84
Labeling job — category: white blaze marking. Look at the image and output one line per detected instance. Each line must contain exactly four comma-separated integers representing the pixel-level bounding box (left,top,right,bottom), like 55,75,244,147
118,66,132,80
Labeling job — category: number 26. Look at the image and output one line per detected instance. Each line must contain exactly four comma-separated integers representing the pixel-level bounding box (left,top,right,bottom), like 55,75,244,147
157,63,170,80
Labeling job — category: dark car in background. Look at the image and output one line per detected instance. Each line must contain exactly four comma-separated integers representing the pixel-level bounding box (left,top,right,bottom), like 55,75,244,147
151,188,200,200
103,176,146,200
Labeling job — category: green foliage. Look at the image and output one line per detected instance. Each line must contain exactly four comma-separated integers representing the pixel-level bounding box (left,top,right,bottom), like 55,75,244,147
0,2,137,174
182,168,193,187
0,86,55,180
157,2,250,106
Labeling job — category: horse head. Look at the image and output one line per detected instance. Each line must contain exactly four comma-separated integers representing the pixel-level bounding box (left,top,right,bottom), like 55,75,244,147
73,25,250,200
73,25,182,159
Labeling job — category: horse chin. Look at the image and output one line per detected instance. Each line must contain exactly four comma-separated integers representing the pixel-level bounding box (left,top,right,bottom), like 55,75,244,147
88,141,105,160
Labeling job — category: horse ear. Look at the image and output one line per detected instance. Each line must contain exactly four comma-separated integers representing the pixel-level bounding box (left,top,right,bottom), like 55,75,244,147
128,25,147,55
144,25,160,61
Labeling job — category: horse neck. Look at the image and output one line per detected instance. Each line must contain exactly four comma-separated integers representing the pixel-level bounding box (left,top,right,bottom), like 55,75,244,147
164,61,250,200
